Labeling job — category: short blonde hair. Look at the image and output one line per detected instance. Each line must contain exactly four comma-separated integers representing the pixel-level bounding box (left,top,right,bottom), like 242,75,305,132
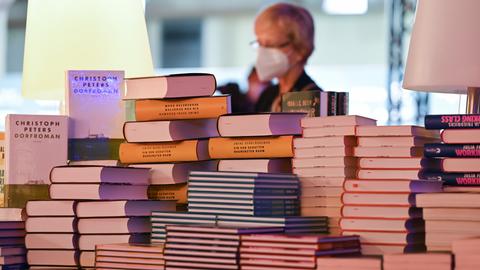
256,3,315,62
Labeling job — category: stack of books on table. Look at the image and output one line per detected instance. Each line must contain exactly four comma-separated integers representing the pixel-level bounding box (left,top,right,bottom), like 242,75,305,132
94,243,165,270
452,237,480,270
316,256,382,270
239,234,361,270
293,115,377,235
416,114,480,251
0,208,27,269
25,165,175,268
383,253,452,270
210,112,304,174
341,125,443,255
164,225,283,269
121,73,224,208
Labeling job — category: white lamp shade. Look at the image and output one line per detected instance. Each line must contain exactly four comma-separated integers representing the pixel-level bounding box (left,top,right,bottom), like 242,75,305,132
22,0,154,100
403,0,480,94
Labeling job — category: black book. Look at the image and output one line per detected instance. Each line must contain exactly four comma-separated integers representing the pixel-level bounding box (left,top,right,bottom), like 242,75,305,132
424,143,480,158
425,114,480,129
419,171,480,186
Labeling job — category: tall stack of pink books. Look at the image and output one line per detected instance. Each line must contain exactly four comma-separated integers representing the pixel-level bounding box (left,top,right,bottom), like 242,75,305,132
292,115,377,235
383,253,452,270
239,234,361,270
341,125,443,255
452,237,480,270
0,208,27,269
25,166,175,268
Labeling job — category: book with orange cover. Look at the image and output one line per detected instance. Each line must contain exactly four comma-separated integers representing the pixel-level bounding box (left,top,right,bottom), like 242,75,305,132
119,140,209,164
301,115,376,128
134,95,231,121
148,183,187,204
208,136,294,159
124,73,216,100
356,125,440,138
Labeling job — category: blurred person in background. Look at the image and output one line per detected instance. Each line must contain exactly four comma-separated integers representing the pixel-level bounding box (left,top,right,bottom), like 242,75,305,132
253,2,323,112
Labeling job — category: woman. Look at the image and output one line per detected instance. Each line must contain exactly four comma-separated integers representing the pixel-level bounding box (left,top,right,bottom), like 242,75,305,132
253,3,322,112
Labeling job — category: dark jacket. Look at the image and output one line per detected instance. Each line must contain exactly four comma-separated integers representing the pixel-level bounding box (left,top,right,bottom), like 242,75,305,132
254,71,322,112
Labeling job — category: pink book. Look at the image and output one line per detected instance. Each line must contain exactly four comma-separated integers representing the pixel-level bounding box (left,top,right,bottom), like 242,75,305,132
241,252,314,262
342,192,416,206
302,126,357,138
383,252,451,265
0,246,25,257
341,205,422,219
356,125,439,138
294,146,354,158
300,206,341,217
361,243,426,255
357,136,438,147
96,243,164,254
240,258,314,268
455,254,480,269
293,136,357,148
299,177,346,187
0,255,26,265
129,160,218,185
27,250,78,266
164,254,235,265
354,146,423,158
356,169,423,180
217,113,304,137
26,200,76,217
423,208,480,221
78,217,150,234
316,257,382,269
340,218,424,232
293,167,356,178
217,158,292,174
165,249,235,259
166,260,236,269
343,179,442,193
79,234,150,251
358,157,440,170
96,261,165,270
26,217,76,233
441,129,480,144
96,255,164,265
0,208,24,222
342,231,424,245
426,220,480,234
26,233,77,249
301,115,376,128
49,184,148,200
76,200,175,218
293,157,357,168
79,251,95,268
301,196,342,207
96,250,164,259
166,243,235,253
124,73,216,100
416,193,480,208
50,166,150,185
440,158,480,172
452,237,480,254
301,186,343,197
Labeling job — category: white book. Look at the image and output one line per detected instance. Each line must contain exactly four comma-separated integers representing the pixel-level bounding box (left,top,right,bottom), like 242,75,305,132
5,114,68,185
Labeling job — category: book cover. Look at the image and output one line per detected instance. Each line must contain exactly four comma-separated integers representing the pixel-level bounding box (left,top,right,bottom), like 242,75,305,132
281,90,327,117
419,171,480,185
208,136,294,159
301,115,376,128
217,113,304,137
68,138,123,161
148,183,187,204
336,92,349,115
135,95,231,121
425,114,480,129
66,70,125,161
424,143,480,158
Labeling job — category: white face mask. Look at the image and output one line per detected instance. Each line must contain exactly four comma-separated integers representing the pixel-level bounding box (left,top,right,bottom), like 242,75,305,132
255,46,290,82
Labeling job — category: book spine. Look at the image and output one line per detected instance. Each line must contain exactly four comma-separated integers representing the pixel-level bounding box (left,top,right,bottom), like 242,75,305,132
3,184,50,208
119,140,204,164
135,96,231,121
419,171,480,185
327,92,337,116
424,143,480,158
148,184,187,204
208,136,294,159
281,91,320,117
425,114,480,129
336,92,349,116
68,138,123,161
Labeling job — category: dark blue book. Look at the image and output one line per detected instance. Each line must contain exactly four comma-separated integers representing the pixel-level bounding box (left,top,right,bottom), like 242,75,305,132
425,114,480,129
419,171,480,185
424,143,480,158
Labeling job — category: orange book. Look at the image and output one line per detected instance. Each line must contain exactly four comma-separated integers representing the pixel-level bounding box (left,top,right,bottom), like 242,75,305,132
148,183,187,204
134,95,231,121
119,140,209,164
208,136,294,159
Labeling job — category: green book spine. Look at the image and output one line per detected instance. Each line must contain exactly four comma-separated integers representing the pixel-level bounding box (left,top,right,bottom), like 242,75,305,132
281,90,321,117
3,184,50,208
68,138,124,161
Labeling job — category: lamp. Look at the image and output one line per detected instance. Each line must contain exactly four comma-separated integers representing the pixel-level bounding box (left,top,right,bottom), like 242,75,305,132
403,0,480,114
22,0,154,100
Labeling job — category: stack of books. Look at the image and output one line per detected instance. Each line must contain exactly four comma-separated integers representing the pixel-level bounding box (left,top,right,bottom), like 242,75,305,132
150,212,217,243
341,125,443,255
316,256,382,270
383,253,452,270
187,171,300,217
121,73,224,207
293,115,377,235
25,165,175,268
95,243,165,269
25,200,78,268
452,237,480,270
209,112,305,173
416,192,480,251
0,208,27,269
164,225,283,269
239,234,361,269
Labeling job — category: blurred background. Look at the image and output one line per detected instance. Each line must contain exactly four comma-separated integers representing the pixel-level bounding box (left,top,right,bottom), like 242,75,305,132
0,0,466,129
